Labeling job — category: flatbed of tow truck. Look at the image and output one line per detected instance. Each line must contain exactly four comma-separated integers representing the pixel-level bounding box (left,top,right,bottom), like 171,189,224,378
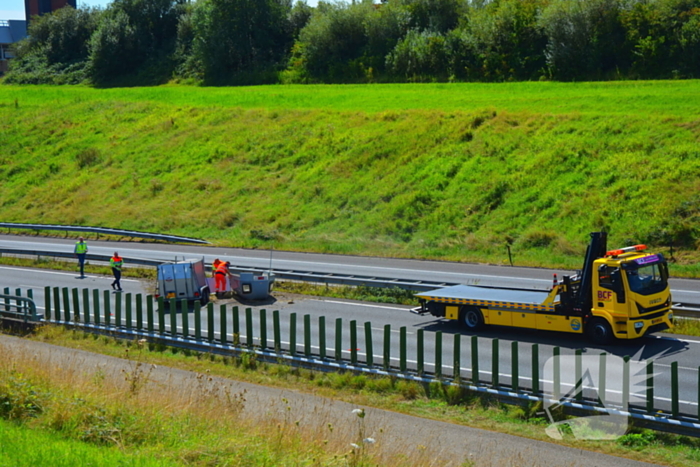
413,285,555,313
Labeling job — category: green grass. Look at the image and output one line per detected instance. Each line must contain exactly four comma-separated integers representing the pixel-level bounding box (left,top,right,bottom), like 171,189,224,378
0,418,177,467
4,326,700,467
1,82,700,276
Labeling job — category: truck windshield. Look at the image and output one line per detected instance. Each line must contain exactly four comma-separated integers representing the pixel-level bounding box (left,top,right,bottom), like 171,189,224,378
625,260,668,295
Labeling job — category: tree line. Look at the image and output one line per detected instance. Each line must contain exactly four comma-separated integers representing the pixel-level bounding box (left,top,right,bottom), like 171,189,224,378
5,0,700,86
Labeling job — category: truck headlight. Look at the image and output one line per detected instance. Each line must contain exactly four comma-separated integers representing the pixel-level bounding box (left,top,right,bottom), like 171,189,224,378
634,321,644,330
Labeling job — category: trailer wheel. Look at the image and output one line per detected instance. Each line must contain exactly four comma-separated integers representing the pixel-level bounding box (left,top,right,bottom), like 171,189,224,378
461,307,484,331
586,318,613,345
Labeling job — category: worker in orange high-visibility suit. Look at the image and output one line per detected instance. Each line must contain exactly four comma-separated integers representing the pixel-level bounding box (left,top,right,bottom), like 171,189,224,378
214,261,232,293
212,259,222,278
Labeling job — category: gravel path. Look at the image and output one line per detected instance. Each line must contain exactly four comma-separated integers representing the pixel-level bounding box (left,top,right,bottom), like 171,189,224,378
0,334,665,467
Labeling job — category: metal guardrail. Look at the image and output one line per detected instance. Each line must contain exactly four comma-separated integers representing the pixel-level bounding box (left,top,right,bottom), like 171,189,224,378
0,247,456,291
0,222,209,245
32,284,700,439
0,293,39,322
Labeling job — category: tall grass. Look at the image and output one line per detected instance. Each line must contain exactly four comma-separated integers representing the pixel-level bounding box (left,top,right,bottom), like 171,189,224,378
1,82,699,275
6,327,700,467
0,338,449,466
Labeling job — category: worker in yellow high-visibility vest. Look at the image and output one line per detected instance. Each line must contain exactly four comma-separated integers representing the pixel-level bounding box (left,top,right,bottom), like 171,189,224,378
74,237,88,278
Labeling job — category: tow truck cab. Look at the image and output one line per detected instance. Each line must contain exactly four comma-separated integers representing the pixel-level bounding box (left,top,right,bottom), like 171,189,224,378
589,247,672,340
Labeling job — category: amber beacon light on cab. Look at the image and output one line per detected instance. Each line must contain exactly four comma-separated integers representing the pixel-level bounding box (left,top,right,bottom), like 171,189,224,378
412,232,673,344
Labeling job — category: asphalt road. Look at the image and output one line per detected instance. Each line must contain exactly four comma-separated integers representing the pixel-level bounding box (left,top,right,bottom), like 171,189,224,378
1,235,699,417
1,235,699,303
2,264,699,418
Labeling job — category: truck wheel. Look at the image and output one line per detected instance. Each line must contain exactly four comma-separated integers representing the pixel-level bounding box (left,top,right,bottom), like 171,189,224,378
586,318,613,345
461,307,484,331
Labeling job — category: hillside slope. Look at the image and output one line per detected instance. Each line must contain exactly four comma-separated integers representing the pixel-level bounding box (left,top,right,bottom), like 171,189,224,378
1,83,699,272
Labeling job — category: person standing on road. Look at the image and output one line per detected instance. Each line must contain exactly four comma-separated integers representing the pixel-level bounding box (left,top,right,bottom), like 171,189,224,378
110,252,124,291
74,237,88,278
214,261,232,293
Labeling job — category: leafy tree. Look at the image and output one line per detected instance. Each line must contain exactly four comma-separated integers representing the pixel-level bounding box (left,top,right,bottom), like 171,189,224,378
622,0,700,78
289,1,377,82
538,0,629,80
6,6,102,84
186,0,292,85
386,28,450,81
87,0,184,85
462,0,547,81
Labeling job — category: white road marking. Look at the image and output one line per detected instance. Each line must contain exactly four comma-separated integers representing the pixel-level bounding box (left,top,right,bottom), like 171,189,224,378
0,265,140,282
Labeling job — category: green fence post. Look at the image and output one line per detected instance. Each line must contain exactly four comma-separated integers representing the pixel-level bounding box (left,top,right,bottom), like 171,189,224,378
471,336,479,386
435,331,442,379
575,349,583,402
103,290,111,327
453,334,461,381
319,316,326,359
194,301,202,340
400,327,407,373
62,287,70,322
364,322,373,368
273,310,280,352
2,287,8,311
335,318,342,361
623,355,630,410
27,289,33,301
246,308,254,349
599,353,607,406
553,347,560,400
93,289,100,326
125,293,132,331
416,329,424,376
71,288,80,322
672,361,679,418
697,366,700,420
304,314,311,357
53,287,61,322
44,286,51,321
289,313,297,356
207,303,215,343
135,294,143,331
531,344,539,394
114,292,122,328
157,297,165,334
350,320,358,366
646,360,654,413
180,300,189,339
220,304,227,344
146,296,154,333
511,341,519,392
383,324,391,371
232,306,240,345
169,298,177,336
259,309,267,350
82,289,90,324
492,339,499,387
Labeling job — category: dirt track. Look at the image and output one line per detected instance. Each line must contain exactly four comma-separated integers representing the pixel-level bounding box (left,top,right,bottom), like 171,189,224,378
0,333,664,467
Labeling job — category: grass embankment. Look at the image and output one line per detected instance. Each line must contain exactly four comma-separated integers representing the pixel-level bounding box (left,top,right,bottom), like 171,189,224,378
1,82,700,276
1,327,699,466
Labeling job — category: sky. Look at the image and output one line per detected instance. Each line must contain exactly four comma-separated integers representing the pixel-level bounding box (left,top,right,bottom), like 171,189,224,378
1,0,322,21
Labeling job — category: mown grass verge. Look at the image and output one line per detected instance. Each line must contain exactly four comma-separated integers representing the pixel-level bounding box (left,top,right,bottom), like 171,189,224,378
1,83,700,276
1,326,698,466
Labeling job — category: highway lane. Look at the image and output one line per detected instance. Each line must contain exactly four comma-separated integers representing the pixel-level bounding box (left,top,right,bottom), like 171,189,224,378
1,235,699,304
2,264,699,417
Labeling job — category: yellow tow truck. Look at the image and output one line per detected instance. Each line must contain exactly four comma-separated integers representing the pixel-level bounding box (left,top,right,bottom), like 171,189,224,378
412,232,673,344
